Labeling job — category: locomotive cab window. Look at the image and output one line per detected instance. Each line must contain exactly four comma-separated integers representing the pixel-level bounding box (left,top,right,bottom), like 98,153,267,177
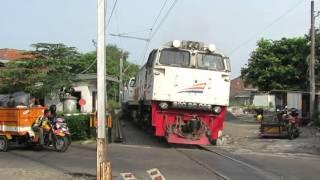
146,50,157,67
224,57,231,72
197,53,225,71
159,49,190,67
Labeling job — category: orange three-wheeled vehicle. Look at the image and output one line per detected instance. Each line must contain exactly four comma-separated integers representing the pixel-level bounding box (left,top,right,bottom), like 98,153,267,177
0,107,71,152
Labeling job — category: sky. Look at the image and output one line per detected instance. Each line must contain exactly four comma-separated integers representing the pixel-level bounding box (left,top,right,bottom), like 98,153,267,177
0,0,316,78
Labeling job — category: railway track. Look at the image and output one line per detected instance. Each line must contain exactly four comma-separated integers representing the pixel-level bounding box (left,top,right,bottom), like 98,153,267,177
119,119,281,180
173,145,281,180
174,147,230,180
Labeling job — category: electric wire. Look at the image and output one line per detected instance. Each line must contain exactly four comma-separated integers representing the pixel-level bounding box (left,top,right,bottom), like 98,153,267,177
150,0,178,40
139,0,178,65
107,0,118,27
119,28,152,36
79,41,97,74
80,0,119,74
229,0,305,55
151,0,169,30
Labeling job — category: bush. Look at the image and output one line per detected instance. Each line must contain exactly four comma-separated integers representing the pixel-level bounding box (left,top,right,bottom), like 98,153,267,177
108,100,120,110
315,112,320,127
64,115,91,141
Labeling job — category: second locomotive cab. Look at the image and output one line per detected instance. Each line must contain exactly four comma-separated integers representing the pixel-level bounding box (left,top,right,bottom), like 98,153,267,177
123,40,231,145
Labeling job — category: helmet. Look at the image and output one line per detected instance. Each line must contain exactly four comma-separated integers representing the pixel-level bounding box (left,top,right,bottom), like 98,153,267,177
256,114,263,121
49,104,57,113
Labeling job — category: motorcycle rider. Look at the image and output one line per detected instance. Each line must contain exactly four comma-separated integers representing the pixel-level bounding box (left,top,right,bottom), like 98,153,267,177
32,109,52,145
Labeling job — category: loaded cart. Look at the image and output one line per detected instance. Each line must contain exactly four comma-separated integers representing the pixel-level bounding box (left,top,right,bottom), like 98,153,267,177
260,108,300,139
0,107,44,151
0,107,71,152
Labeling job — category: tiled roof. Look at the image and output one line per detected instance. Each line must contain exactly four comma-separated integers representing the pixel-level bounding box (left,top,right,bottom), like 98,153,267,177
0,48,34,61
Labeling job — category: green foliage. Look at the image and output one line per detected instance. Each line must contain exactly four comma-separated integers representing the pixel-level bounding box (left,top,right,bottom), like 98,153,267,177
69,44,139,102
314,112,320,127
30,43,80,60
0,43,139,103
0,59,75,97
108,99,120,110
241,37,310,91
64,115,91,140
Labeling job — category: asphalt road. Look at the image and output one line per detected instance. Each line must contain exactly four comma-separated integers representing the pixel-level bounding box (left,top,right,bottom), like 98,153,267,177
0,120,319,180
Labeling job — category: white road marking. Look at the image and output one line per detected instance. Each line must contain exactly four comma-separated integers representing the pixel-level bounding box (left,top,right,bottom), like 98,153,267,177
147,168,166,180
120,172,137,180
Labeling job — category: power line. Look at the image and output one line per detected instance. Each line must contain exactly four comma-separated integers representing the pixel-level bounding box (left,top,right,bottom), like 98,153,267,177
138,0,170,65
151,0,169,30
139,0,178,65
107,0,118,27
119,28,152,35
229,0,305,55
150,0,178,40
79,40,97,74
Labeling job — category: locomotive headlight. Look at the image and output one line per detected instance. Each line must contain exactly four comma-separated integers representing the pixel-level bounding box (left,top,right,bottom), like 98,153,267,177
208,44,216,52
172,40,181,48
213,106,222,114
159,102,169,110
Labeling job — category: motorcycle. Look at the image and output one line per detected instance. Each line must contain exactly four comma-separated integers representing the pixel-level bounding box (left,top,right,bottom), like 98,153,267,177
27,117,71,152
0,117,71,152
260,106,300,139
49,117,71,152
279,107,300,139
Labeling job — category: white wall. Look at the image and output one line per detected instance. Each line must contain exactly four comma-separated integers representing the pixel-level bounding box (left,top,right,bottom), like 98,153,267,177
287,93,302,109
252,94,275,108
74,85,92,113
45,80,97,113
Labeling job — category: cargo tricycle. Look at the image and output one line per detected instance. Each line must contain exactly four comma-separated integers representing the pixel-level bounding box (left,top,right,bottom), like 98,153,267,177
0,107,71,152
260,107,300,139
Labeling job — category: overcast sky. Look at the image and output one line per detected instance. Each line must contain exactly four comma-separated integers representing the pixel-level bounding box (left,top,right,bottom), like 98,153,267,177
0,0,316,78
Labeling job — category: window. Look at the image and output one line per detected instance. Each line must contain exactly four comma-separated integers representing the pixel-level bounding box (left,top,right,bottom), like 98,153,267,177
159,49,190,67
197,53,225,71
224,57,231,72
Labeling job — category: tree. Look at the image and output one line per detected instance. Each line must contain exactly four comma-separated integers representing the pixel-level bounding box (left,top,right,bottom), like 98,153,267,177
0,43,81,97
66,45,139,102
29,43,80,60
241,37,310,91
0,43,140,103
0,59,74,97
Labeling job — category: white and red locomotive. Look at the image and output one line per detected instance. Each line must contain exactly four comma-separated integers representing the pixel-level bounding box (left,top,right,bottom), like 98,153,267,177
123,40,231,145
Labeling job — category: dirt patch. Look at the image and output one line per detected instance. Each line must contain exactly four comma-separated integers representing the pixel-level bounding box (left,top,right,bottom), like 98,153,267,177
220,112,320,156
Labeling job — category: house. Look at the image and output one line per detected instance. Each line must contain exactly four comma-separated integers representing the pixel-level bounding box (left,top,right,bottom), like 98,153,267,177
269,90,320,118
0,48,34,63
230,76,257,105
45,73,120,113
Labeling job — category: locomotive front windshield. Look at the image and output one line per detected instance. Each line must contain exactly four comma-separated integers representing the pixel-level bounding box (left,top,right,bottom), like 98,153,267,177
159,49,190,67
197,53,225,71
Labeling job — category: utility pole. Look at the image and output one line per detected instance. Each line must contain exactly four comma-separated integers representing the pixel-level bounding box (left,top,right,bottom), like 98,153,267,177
97,0,111,179
119,52,123,108
310,0,316,120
